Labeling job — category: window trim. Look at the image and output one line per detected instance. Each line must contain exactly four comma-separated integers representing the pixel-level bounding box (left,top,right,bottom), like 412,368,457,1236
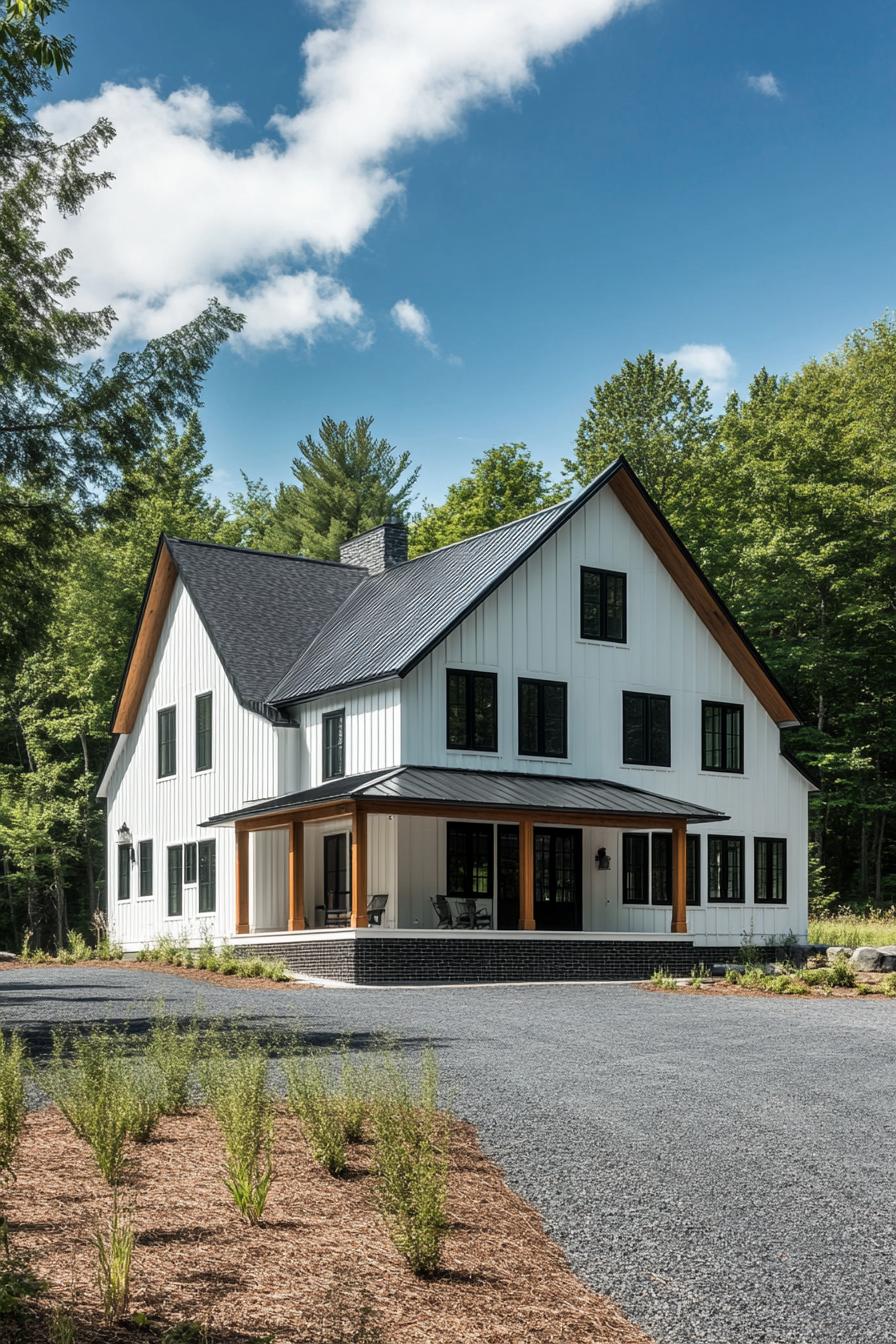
138,839,153,899
322,708,346,781
195,691,213,773
445,669,499,753
117,842,131,902
166,844,183,918
580,567,627,644
707,834,746,904
157,704,176,779
754,837,787,905
622,691,672,768
701,700,744,774
517,676,568,759
198,839,216,913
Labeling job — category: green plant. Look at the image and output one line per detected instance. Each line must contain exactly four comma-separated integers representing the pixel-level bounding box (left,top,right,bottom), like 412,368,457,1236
337,1044,371,1142
808,908,896,949
146,1013,198,1115
202,1033,273,1224
882,973,896,998
649,967,677,990
94,1198,135,1323
689,963,711,987
0,1245,45,1321
778,976,808,996
43,1029,133,1184
724,968,741,985
856,982,873,996
828,955,856,989
0,1034,26,1183
739,930,764,967
121,1064,163,1143
372,1048,448,1277
160,1322,211,1343
307,1287,385,1344
48,1304,76,1343
65,930,92,962
284,1052,348,1176
739,967,770,990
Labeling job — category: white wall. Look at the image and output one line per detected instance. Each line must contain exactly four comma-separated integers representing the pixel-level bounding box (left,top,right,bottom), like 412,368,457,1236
400,485,811,942
292,681,400,788
103,579,286,950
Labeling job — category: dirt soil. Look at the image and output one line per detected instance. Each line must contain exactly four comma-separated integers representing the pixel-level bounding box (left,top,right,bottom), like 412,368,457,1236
5,1108,651,1344
0,958,313,991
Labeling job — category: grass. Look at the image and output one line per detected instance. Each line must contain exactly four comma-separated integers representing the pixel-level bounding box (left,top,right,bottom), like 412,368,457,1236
649,968,678,990
0,1033,26,1183
94,1198,135,1323
135,933,289,983
146,1012,198,1115
20,927,124,965
808,909,896,948
201,1031,274,1224
284,1050,350,1176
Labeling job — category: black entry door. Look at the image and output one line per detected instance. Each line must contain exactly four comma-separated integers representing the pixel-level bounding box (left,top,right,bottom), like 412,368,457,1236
323,833,350,920
497,825,520,929
534,828,582,931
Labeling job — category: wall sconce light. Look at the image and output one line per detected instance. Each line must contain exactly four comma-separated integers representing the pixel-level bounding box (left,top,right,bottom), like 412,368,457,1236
596,847,611,871
117,824,135,864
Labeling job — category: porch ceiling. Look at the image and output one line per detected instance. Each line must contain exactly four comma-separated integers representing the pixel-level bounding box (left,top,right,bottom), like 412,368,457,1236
204,765,728,828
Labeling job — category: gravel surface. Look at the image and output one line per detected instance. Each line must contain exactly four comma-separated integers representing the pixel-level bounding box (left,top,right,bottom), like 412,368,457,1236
2,965,895,1344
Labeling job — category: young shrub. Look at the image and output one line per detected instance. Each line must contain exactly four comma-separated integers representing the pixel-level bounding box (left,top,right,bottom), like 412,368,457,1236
649,968,677,990
724,968,742,985
779,977,809,996
43,1030,132,1184
146,1014,198,1115
828,955,856,989
261,958,289,983
121,1064,163,1144
48,1305,76,1344
689,963,710,988
0,1034,26,1183
881,973,896,998
0,1245,45,1322
371,1048,448,1277
337,1044,370,1143
740,967,770,990
202,1033,273,1224
64,931,92,963
284,1052,348,1176
94,1198,135,1323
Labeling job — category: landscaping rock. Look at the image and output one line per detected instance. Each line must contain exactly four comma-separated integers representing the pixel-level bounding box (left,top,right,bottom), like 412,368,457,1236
826,946,852,964
849,946,883,972
876,947,896,972
0,951,15,962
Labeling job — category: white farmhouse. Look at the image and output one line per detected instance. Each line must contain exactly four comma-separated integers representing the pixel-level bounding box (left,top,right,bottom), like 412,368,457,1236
98,457,814,983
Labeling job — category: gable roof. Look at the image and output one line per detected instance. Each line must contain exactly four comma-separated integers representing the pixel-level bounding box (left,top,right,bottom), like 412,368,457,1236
109,537,366,733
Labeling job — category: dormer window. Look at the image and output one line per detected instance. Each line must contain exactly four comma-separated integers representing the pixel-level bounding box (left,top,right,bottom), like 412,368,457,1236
580,568,626,643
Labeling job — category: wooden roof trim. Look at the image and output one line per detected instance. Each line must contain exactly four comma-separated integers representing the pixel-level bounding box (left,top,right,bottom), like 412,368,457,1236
111,541,177,734
608,469,799,725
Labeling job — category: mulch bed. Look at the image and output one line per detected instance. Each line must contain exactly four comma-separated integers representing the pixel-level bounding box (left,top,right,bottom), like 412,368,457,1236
4,1109,650,1344
0,958,313,991
641,973,894,1001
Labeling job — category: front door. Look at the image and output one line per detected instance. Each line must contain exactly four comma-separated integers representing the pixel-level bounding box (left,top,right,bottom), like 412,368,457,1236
533,827,582,931
323,832,350,922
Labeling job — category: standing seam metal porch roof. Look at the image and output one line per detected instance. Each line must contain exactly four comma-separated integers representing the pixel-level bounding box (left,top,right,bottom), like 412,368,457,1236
204,765,729,826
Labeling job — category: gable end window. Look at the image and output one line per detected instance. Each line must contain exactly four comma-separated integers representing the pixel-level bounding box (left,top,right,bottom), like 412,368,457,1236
117,843,131,901
518,678,567,758
702,701,743,773
755,838,786,904
198,839,216,913
158,706,176,778
580,568,627,643
622,691,671,767
323,709,346,780
138,840,153,898
649,833,701,907
195,692,212,772
708,835,745,904
167,845,183,917
446,670,498,752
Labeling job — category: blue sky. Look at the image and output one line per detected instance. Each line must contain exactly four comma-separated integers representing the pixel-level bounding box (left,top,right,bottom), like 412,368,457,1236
47,0,896,506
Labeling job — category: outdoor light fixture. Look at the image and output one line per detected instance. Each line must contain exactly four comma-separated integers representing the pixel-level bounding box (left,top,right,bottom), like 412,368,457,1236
596,847,611,871
117,823,135,864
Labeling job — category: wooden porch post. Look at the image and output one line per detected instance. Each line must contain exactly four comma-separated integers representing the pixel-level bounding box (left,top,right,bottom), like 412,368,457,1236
519,815,536,930
671,818,688,934
288,818,305,931
235,827,250,934
350,802,368,928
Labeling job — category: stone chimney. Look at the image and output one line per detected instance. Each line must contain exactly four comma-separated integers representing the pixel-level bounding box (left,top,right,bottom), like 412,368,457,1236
339,519,408,574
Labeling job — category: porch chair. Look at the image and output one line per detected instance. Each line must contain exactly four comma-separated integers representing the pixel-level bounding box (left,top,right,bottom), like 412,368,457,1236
431,895,453,928
366,893,388,926
460,897,492,929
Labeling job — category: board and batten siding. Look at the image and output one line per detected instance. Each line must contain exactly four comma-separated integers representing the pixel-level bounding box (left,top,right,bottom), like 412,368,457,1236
293,681,400,788
400,484,810,943
104,578,289,950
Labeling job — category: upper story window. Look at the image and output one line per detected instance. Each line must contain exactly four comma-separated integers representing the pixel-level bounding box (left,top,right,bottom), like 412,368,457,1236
195,692,212,772
157,706,176,778
622,691,671,767
518,677,567,758
755,838,786,904
138,840,153,898
446,670,498,752
117,842,131,901
702,701,743,773
708,835,745,903
323,709,345,780
580,567,627,643
198,839,216,913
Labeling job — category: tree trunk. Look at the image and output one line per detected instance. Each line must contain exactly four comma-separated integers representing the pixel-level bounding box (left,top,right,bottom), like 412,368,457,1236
875,815,887,906
1,851,18,950
52,853,67,952
79,731,97,916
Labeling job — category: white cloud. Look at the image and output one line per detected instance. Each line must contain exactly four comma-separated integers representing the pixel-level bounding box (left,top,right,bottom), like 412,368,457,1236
38,0,648,349
390,298,437,350
664,343,736,401
745,72,782,99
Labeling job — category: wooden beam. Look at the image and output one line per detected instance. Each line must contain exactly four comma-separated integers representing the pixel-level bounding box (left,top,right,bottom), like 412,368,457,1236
112,545,178,734
609,471,796,725
350,802,368,928
235,829,250,935
234,804,353,832
671,818,687,935
288,818,305,931
519,815,535,931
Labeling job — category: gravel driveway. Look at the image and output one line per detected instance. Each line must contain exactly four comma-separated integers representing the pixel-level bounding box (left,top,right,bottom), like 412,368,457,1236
2,966,894,1344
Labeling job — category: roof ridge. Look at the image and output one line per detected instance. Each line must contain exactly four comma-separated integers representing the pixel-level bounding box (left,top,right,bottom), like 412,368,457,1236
400,496,570,565
164,534,367,571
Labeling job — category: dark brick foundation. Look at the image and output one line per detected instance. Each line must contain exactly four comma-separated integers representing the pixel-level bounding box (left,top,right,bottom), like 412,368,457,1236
231,936,790,985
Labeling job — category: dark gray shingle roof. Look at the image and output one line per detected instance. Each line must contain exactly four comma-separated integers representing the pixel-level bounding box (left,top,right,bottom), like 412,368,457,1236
166,537,367,715
205,765,728,825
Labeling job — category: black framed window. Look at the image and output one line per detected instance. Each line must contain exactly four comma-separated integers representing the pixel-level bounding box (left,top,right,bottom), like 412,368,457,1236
198,839,216,913
183,841,197,885
117,843,131,901
755,838,786,904
708,835,745,903
622,692,671,767
323,709,345,780
167,844,183,917
580,568,627,642
446,822,493,900
702,702,743,773
649,833,701,906
622,832,649,904
446,670,498,752
138,840,153,898
158,706,176,778
518,678,567,758
195,692,212,772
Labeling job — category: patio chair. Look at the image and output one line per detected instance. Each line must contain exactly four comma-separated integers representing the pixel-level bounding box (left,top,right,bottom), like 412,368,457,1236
460,897,492,929
431,894,453,928
366,893,388,926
